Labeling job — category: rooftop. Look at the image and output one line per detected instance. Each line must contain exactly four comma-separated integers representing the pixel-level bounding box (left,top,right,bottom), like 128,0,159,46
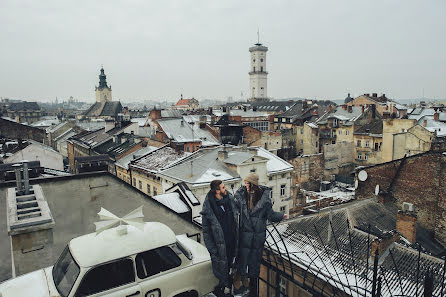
115,146,158,170
0,173,201,281
157,118,219,147
131,146,189,173
159,147,240,185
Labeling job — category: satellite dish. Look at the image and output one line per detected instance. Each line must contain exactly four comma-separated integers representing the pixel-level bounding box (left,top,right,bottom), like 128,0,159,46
358,170,368,182
375,184,380,196
355,179,358,189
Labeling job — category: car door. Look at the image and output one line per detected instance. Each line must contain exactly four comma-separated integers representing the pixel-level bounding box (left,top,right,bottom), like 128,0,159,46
135,246,184,297
74,258,142,297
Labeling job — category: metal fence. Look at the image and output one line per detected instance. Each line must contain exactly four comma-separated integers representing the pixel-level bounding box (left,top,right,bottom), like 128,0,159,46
259,222,446,297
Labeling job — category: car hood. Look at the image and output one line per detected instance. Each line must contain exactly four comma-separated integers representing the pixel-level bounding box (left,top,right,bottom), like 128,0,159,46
0,269,51,297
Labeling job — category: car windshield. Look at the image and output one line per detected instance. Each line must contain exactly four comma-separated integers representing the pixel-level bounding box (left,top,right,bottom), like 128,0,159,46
52,245,80,297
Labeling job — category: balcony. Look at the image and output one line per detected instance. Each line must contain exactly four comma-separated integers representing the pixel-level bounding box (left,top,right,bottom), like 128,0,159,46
320,130,336,140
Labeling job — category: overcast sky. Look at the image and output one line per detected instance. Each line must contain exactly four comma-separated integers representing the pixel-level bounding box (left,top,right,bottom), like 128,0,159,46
1,0,445,103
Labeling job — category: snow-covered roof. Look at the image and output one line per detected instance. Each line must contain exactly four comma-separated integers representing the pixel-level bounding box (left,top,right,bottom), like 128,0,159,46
31,118,60,128
152,193,190,213
115,146,158,170
213,109,268,118
256,147,293,174
306,122,318,129
317,106,363,124
157,118,219,147
69,222,176,267
159,148,240,185
131,146,189,173
131,118,147,127
417,116,446,137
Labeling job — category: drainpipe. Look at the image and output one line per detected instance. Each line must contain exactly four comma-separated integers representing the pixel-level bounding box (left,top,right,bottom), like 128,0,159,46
22,160,30,195
12,164,22,194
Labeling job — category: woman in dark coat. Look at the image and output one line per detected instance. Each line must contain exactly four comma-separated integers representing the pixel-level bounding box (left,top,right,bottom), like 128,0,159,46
234,173,284,297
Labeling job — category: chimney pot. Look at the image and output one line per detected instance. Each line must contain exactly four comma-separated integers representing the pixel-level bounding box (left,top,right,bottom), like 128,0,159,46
424,119,427,127
218,149,228,161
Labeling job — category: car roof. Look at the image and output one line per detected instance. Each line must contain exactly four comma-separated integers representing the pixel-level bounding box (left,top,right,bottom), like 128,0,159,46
69,222,176,267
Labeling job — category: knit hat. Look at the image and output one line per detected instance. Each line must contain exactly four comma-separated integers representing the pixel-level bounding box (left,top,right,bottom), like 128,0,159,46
244,173,259,186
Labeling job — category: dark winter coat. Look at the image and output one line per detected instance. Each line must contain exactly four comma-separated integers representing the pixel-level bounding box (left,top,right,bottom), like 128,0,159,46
200,191,240,287
234,185,283,277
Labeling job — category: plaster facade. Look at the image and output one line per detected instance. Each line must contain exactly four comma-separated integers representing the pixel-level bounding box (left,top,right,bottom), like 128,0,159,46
382,119,417,162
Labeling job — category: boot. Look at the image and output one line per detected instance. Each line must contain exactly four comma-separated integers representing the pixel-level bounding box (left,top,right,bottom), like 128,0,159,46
249,277,258,297
213,285,226,297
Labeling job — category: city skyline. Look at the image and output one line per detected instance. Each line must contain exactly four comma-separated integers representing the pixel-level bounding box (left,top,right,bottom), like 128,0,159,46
1,0,445,102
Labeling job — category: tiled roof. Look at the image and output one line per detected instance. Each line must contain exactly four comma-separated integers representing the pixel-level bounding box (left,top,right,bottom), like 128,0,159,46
7,102,41,111
354,120,383,135
175,99,195,106
130,146,188,173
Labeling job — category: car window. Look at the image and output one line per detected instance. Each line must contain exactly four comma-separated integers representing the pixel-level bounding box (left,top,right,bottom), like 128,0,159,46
135,246,181,279
53,246,80,297
75,258,135,296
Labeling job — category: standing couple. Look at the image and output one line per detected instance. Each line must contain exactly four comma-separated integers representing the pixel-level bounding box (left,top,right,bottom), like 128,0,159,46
200,173,285,297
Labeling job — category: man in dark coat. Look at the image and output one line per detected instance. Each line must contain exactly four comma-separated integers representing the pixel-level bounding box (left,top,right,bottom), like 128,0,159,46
201,180,239,297
234,173,284,297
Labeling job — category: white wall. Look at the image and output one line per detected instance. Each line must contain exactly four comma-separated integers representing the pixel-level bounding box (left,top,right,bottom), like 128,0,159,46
5,144,64,171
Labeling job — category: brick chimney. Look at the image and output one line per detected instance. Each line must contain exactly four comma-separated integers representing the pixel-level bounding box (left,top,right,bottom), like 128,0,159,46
218,148,228,161
347,105,352,113
371,231,400,259
362,105,365,115
423,119,427,127
434,112,439,121
396,210,417,244
328,105,332,113
342,105,347,110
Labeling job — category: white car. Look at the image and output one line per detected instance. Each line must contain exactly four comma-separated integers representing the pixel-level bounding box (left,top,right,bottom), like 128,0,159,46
0,222,218,297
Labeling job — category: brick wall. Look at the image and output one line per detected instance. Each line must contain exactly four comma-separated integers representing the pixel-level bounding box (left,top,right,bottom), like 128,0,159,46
356,152,446,246
0,118,45,143
396,211,417,244
289,153,324,191
243,125,261,145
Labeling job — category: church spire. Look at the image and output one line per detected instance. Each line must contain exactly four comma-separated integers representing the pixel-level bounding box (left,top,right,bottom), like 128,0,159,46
98,67,108,89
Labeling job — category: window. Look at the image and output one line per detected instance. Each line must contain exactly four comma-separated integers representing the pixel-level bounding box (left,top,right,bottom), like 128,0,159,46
253,67,256,72
300,128,303,134
332,140,336,144
250,169,256,173
260,58,263,62
346,130,349,135
76,258,134,296
269,176,272,181
280,184,286,196
260,66,263,72
364,154,368,160
138,180,142,190
357,153,362,160
280,206,286,212
279,276,288,297
339,130,342,135
186,146,190,152
133,178,136,186
147,184,151,195
53,246,80,297
300,139,303,145
365,140,370,148
135,246,181,279
253,59,256,62
153,188,157,196
357,140,361,147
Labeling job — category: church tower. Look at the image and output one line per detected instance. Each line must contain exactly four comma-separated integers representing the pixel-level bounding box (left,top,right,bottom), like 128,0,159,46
95,67,112,102
248,37,269,103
